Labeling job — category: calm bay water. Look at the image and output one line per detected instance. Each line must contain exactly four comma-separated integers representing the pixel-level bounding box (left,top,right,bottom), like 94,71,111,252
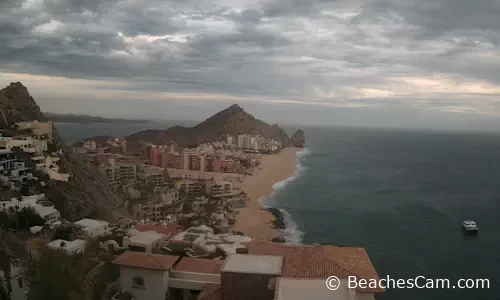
56,123,500,300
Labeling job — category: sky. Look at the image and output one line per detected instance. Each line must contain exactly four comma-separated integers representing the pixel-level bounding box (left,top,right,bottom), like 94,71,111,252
1,0,500,129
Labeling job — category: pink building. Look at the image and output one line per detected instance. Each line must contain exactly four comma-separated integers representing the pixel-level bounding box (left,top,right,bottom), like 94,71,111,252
150,147,163,167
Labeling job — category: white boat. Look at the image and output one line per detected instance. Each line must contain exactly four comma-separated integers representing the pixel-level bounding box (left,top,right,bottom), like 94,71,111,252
462,220,478,234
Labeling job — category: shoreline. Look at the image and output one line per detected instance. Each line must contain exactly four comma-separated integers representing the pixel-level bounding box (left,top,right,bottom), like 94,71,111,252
232,147,300,241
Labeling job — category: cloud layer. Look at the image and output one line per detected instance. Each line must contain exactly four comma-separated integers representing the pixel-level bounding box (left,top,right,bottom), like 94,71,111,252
1,0,500,125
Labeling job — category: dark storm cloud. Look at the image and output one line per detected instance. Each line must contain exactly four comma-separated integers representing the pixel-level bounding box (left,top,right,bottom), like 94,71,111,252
0,0,500,122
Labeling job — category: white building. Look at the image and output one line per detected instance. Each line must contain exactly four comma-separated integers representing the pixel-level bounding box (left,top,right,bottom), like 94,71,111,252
0,136,48,155
74,218,110,237
47,239,87,255
0,194,60,226
33,204,60,225
32,155,70,182
113,251,179,300
123,230,169,253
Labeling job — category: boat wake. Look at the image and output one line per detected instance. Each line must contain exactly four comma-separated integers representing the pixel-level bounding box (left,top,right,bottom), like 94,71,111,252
261,147,311,244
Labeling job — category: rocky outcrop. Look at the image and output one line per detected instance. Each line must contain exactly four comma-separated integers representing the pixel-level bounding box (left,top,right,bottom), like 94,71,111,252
126,104,292,150
0,82,47,126
0,82,130,222
290,129,306,148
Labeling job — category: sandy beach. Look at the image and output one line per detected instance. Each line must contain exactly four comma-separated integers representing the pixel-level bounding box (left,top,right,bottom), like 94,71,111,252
233,147,300,241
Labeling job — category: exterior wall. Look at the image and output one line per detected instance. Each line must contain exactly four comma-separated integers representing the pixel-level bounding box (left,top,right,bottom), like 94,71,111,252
0,263,28,300
355,293,376,300
163,270,221,292
222,272,277,300
119,266,169,300
150,148,162,167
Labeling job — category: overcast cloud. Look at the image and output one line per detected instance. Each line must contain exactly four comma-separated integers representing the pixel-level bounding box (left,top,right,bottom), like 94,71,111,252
1,0,500,129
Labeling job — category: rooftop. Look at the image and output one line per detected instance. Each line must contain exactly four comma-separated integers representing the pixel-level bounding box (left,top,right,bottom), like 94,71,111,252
112,251,179,270
198,284,222,300
47,239,87,253
275,278,354,300
221,254,283,275
75,218,109,228
128,231,167,244
247,241,384,293
32,204,59,218
174,257,224,274
135,223,183,237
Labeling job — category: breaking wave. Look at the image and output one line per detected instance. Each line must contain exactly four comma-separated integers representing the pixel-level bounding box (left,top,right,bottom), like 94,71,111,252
261,147,312,244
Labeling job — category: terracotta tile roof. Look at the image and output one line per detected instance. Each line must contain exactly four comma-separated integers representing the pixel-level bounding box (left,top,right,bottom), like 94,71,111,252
135,223,183,237
198,284,222,300
174,257,224,274
112,251,179,270
247,241,384,293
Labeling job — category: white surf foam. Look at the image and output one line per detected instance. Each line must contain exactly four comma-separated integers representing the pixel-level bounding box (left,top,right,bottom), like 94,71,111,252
271,147,311,193
279,207,304,244
260,148,311,244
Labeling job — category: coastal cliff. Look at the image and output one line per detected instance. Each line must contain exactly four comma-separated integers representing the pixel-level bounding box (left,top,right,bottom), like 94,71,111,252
126,104,294,150
0,82,130,222
290,129,306,148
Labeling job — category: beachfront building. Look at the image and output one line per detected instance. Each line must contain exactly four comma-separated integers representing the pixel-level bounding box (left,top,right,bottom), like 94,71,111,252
175,180,205,195
207,181,233,197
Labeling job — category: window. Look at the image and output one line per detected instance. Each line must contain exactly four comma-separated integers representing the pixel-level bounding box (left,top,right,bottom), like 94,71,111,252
132,276,145,288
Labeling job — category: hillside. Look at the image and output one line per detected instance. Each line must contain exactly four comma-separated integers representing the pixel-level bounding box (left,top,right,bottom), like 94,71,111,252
126,104,292,149
0,82,130,222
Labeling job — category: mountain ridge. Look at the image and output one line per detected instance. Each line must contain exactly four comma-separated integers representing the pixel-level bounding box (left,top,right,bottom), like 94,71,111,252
125,104,296,150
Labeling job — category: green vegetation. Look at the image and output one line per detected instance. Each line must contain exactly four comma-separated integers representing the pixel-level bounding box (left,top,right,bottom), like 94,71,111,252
24,239,112,300
0,208,44,230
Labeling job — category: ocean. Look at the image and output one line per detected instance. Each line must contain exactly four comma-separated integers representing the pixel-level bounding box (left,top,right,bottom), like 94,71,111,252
55,123,500,300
